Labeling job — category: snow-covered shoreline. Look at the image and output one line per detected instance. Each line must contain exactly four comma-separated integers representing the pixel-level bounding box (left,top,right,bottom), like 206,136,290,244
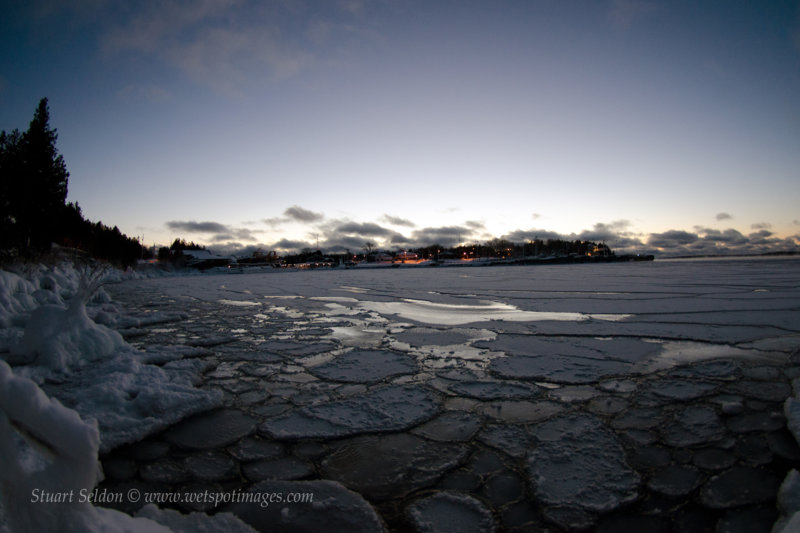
0,263,256,532
0,264,224,452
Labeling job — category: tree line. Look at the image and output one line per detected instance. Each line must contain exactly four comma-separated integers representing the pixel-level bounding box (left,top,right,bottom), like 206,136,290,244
0,99,618,269
274,238,614,266
353,238,613,262
0,99,145,267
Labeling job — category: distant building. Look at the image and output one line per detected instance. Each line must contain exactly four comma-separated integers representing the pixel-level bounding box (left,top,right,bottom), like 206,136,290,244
181,249,234,269
395,251,419,261
590,243,612,257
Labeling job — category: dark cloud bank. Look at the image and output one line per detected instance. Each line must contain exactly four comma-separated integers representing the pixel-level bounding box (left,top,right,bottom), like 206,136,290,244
165,210,800,258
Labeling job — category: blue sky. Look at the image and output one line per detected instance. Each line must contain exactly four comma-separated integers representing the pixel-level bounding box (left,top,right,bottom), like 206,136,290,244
2,0,799,256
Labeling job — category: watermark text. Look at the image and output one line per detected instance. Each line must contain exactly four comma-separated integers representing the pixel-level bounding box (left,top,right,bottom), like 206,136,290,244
30,488,313,509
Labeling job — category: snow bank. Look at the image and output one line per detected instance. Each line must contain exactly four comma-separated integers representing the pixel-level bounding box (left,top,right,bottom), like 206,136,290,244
0,263,234,531
0,361,254,533
0,264,121,343
0,264,222,452
9,291,126,371
0,271,39,328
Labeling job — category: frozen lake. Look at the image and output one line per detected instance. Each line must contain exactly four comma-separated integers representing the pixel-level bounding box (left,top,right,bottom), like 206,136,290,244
100,257,800,531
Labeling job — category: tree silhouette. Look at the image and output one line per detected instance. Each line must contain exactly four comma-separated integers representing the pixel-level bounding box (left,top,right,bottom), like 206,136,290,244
0,98,69,251
1,99,144,266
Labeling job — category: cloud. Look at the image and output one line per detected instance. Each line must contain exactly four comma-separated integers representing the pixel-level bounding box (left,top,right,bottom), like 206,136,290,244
209,228,258,242
204,241,248,256
647,230,699,248
716,212,733,221
262,217,286,228
381,214,416,227
321,235,374,253
185,208,797,259
499,220,647,253
166,220,229,233
504,229,567,242
578,220,631,240
577,220,645,249
200,216,800,258
271,238,312,252
337,0,366,18
117,83,171,103
101,1,313,95
748,229,774,241
166,220,257,243
409,225,479,247
311,222,479,251
645,226,800,256
608,0,661,29
98,0,382,95
531,213,542,220
320,220,409,251
697,228,747,245
335,221,396,237
284,205,324,223
210,238,312,256
262,205,325,228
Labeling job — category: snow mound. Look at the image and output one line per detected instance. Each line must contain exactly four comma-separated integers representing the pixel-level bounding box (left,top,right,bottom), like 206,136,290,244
0,270,39,328
43,356,223,454
7,266,124,371
1,264,223,453
0,361,252,533
10,300,126,371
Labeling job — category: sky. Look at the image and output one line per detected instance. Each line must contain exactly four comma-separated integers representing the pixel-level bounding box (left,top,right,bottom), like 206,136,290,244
2,0,799,257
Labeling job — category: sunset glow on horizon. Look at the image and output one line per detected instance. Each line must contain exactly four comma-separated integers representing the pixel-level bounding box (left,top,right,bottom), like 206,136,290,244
2,1,799,256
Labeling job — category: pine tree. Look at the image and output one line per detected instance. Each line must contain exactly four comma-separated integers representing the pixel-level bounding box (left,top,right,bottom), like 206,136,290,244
21,98,70,248
0,98,70,251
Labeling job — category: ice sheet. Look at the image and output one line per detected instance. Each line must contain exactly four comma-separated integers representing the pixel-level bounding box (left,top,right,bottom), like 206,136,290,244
4,258,800,532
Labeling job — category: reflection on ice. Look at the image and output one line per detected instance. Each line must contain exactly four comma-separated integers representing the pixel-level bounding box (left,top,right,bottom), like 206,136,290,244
328,326,387,347
265,305,305,318
635,340,787,373
357,298,630,326
217,299,261,306
336,286,371,294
